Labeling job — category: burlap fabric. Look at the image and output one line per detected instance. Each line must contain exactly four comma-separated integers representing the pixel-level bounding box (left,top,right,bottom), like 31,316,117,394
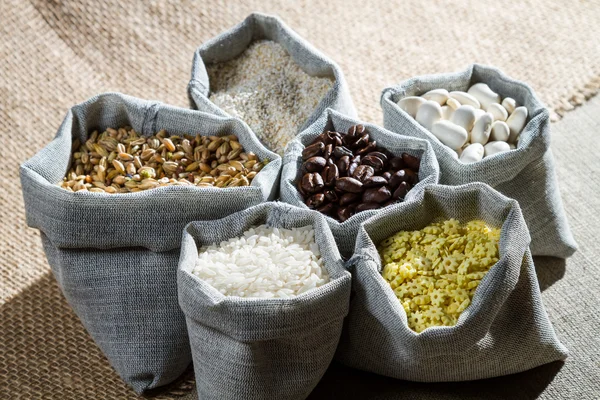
188,12,357,143
2,0,600,398
178,202,351,400
19,93,280,393
336,183,568,381
280,109,440,258
381,64,577,259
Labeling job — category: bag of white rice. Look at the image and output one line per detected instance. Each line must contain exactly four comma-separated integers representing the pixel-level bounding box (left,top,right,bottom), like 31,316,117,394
177,202,351,400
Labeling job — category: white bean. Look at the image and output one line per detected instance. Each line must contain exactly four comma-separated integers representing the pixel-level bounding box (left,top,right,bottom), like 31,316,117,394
501,97,517,115
490,121,510,142
448,91,481,109
484,141,511,157
506,106,528,143
450,105,477,131
431,120,468,150
422,89,449,105
416,100,443,130
460,143,484,163
488,103,508,122
441,105,454,120
397,96,426,118
470,112,493,145
467,83,501,110
445,97,461,110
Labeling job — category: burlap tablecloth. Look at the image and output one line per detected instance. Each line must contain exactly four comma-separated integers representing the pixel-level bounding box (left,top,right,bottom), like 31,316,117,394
1,1,599,399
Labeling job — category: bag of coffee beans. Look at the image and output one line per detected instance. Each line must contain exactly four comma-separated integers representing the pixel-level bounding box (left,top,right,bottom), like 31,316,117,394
280,108,440,258
178,202,351,400
20,92,281,393
337,183,568,381
381,64,577,258
188,12,357,156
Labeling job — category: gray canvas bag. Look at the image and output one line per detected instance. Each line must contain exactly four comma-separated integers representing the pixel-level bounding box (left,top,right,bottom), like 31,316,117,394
336,183,568,381
187,12,357,153
20,92,281,393
381,64,577,258
178,202,352,400
280,108,440,259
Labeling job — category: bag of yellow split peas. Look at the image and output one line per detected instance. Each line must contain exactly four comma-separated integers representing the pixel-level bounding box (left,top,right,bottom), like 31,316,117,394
336,182,568,382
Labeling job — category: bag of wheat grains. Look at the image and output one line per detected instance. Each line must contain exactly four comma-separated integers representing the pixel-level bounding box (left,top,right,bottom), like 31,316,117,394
178,202,351,400
20,92,281,393
381,64,576,258
280,108,439,259
187,12,357,156
336,183,568,381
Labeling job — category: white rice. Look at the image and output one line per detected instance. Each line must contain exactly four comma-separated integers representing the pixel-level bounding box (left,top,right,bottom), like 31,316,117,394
207,40,334,156
193,225,330,298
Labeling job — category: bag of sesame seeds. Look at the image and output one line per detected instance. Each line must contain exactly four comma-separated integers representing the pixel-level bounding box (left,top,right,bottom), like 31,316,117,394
280,108,440,259
187,12,357,156
381,64,577,258
336,183,568,381
177,202,351,400
20,92,281,393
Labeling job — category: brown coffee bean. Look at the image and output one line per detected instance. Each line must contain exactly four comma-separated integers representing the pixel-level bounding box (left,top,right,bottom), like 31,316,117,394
326,157,335,166
356,141,377,155
324,144,333,159
403,168,418,184
383,199,398,208
352,165,374,182
392,181,409,200
324,131,343,147
324,189,338,203
361,155,384,171
347,161,358,177
336,156,350,176
339,192,361,206
363,176,388,188
355,124,366,135
389,156,405,170
322,164,339,186
389,169,409,189
302,142,324,160
335,177,363,193
351,133,369,149
306,193,325,209
368,151,388,163
356,202,381,213
304,156,327,172
334,146,353,159
301,172,324,194
382,171,392,181
362,186,391,203
337,204,357,222
402,153,421,171
317,203,336,215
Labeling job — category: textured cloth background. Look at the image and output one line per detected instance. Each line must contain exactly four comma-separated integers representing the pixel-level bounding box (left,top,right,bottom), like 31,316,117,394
1,0,599,399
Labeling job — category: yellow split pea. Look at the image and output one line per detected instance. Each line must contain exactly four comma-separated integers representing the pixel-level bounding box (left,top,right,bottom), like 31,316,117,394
378,219,501,333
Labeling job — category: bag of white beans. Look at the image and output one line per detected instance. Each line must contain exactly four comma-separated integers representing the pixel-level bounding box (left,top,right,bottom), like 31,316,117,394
188,12,357,156
381,64,577,258
177,202,351,400
20,92,281,393
336,183,568,381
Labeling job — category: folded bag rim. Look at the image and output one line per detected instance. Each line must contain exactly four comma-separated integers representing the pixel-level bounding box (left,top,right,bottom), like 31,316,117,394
20,92,282,252
187,11,356,132
280,108,441,228
177,202,352,342
380,63,550,186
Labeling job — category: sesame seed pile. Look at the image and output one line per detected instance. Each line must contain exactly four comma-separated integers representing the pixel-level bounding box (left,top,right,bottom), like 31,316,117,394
207,40,334,155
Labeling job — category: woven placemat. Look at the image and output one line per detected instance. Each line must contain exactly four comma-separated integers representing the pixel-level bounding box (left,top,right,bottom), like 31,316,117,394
1,0,599,398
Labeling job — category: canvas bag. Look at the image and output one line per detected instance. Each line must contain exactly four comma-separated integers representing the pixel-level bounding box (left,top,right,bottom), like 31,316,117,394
187,12,357,153
178,202,352,400
20,92,281,393
381,64,577,258
336,183,568,381
280,108,440,259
